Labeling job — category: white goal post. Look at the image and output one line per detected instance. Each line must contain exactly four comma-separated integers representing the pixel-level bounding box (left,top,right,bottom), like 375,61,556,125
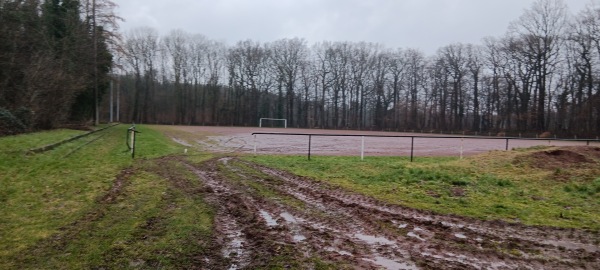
259,118,287,128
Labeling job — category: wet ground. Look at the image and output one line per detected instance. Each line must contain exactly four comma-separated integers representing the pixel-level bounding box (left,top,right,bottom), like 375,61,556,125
169,126,597,157
158,126,600,269
183,156,600,269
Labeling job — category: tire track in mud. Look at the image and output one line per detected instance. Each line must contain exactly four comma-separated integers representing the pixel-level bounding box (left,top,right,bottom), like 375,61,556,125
186,156,600,269
183,162,253,269
249,161,600,269
254,162,600,268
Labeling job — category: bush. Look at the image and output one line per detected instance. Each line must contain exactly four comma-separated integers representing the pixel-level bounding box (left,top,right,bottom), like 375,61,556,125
13,107,33,129
0,108,26,136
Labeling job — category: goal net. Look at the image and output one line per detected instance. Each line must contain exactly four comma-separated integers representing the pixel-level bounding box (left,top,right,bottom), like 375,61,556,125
259,118,287,128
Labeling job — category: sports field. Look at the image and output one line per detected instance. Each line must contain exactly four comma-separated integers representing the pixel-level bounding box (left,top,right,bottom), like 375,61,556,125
164,125,594,157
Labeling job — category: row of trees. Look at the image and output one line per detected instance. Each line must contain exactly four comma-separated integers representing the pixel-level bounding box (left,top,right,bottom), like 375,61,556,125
3,1,597,136
117,0,599,136
0,0,117,134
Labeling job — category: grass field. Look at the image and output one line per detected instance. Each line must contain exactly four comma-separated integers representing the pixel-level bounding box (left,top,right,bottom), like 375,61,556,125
0,125,214,269
1,125,599,268
247,149,600,230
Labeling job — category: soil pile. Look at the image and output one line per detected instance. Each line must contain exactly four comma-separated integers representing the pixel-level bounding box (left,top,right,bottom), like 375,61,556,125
514,146,600,170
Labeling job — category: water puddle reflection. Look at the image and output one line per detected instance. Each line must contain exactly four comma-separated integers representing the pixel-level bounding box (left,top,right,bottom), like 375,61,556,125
259,209,278,227
363,256,418,270
352,233,395,245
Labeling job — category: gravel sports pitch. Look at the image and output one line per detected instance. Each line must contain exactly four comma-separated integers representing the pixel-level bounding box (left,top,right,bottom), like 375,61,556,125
166,126,596,158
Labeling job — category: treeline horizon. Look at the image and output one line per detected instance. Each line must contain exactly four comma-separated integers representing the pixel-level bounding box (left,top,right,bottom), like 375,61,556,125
2,0,600,137
114,0,599,137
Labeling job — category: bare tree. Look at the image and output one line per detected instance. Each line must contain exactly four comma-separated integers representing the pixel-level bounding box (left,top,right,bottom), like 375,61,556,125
403,49,426,130
564,4,600,134
269,38,308,127
227,40,272,125
439,43,469,130
386,48,405,129
123,27,159,123
163,29,190,124
509,0,567,131
467,44,484,131
349,42,376,129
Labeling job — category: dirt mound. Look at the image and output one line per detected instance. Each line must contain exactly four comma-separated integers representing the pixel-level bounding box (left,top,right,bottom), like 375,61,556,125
514,146,599,170
576,146,600,159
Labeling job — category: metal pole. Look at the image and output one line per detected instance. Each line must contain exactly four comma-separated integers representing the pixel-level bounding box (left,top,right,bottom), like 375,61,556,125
253,134,257,155
308,135,312,161
130,128,135,156
410,136,414,162
116,77,120,122
132,128,136,158
92,0,98,126
109,79,113,122
460,137,464,159
361,136,365,161
505,138,509,151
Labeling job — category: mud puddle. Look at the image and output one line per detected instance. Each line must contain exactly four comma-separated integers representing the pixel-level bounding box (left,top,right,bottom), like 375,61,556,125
184,156,599,269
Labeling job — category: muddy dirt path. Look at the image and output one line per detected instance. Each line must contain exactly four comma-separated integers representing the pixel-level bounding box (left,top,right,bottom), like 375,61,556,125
184,156,599,269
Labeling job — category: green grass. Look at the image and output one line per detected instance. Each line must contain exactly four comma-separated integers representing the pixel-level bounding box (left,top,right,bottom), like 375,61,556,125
0,129,85,153
0,125,214,269
246,153,600,230
3,125,598,268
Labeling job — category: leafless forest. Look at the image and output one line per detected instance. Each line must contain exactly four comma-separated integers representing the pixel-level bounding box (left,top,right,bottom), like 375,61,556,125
2,0,600,136
115,0,600,136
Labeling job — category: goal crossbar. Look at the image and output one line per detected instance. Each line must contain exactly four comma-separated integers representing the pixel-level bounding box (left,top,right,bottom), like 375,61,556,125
259,118,287,128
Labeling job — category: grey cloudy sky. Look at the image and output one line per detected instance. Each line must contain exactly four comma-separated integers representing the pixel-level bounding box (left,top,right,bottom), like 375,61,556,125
112,0,593,54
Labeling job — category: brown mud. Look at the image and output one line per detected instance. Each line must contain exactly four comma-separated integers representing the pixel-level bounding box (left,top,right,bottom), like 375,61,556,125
185,156,600,269
513,146,600,170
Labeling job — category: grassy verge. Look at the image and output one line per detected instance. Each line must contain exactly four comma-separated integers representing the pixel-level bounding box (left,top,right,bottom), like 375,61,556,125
246,150,600,230
0,125,214,269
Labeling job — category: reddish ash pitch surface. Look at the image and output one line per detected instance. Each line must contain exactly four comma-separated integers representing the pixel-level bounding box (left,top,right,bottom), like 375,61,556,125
169,126,594,157
160,125,600,269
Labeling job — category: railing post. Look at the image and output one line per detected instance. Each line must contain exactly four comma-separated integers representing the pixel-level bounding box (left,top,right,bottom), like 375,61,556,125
410,136,415,162
132,128,136,158
253,134,257,155
361,136,365,161
308,135,312,161
127,124,139,158
505,138,509,151
460,137,464,159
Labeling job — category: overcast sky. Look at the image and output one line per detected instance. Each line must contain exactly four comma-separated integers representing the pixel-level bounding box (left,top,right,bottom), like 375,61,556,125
112,0,594,54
